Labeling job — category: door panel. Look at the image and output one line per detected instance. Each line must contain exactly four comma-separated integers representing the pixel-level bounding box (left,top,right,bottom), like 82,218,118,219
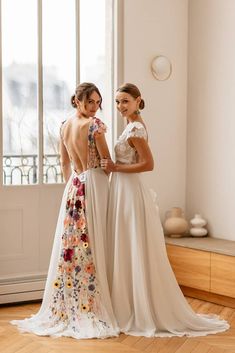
0,185,64,303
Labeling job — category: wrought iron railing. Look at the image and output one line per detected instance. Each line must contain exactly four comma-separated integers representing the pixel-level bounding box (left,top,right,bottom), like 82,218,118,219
3,154,64,185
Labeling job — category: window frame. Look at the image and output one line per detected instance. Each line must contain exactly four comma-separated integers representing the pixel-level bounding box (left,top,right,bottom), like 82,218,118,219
0,0,119,187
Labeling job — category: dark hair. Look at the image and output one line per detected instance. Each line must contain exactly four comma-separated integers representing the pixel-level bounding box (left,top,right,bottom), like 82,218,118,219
117,83,145,110
71,82,102,109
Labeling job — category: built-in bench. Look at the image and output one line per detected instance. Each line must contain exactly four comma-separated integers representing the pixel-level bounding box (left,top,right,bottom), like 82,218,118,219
165,236,235,308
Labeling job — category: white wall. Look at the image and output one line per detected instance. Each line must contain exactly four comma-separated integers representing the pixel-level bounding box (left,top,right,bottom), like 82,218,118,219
122,0,188,219
187,0,235,240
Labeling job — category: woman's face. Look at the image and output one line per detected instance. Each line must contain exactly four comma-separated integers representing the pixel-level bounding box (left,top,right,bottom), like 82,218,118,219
76,91,101,117
115,92,140,117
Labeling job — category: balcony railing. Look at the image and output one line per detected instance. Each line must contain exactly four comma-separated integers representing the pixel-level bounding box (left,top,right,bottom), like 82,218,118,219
3,154,64,185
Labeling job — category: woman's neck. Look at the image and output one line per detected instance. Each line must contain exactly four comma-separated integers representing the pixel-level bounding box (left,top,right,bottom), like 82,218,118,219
127,114,142,123
76,111,91,119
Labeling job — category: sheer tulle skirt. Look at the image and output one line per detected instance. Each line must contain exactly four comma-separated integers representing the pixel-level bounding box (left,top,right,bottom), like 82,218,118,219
11,168,119,339
107,172,229,337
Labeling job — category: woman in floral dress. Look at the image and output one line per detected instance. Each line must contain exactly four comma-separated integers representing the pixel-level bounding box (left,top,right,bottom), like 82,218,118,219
11,82,119,339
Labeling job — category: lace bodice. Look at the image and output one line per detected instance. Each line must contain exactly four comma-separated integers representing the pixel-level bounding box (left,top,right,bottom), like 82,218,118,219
115,121,147,164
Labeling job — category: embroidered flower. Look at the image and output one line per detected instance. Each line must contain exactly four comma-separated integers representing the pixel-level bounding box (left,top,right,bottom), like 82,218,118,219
88,297,94,305
63,248,74,262
81,233,88,242
53,279,61,288
85,263,95,274
75,265,81,273
88,284,95,291
72,236,79,246
66,264,74,274
73,177,81,186
66,280,73,289
80,303,89,313
63,238,68,248
76,218,85,229
64,216,70,227
60,312,67,320
75,200,82,209
83,242,89,249
89,274,95,282
76,183,85,196
72,210,79,221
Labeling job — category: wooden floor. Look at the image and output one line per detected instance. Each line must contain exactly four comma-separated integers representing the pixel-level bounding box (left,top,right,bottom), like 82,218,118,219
1,298,235,353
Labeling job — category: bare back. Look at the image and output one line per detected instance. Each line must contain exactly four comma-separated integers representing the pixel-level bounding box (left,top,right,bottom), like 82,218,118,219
61,116,92,173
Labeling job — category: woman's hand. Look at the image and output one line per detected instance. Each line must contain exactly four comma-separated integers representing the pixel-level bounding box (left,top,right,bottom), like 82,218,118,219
101,158,116,172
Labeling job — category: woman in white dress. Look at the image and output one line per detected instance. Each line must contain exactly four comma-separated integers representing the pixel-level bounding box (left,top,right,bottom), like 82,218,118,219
101,83,229,337
11,82,119,339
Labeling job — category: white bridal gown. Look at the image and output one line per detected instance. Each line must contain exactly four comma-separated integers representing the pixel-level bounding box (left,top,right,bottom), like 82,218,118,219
107,121,229,337
11,118,119,339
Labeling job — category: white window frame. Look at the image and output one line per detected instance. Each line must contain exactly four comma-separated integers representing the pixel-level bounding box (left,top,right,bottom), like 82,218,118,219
0,0,122,187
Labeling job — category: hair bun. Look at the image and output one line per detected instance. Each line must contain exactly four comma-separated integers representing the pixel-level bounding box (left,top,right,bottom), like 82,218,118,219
71,94,77,108
139,98,145,110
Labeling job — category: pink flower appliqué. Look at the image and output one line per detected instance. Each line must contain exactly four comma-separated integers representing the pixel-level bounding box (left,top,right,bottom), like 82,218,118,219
73,177,80,186
76,183,85,196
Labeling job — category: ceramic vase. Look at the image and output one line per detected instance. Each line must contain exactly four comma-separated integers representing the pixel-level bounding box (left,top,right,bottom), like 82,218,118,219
164,207,189,238
189,214,208,237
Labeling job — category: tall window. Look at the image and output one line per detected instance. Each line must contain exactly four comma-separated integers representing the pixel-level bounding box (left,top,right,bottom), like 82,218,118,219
1,0,113,185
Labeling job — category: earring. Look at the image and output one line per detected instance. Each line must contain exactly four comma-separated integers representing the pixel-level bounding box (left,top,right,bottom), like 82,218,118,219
134,109,140,115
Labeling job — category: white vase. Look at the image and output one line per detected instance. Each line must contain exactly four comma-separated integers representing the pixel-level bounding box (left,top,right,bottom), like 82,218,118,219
190,228,208,237
190,214,207,228
189,214,208,237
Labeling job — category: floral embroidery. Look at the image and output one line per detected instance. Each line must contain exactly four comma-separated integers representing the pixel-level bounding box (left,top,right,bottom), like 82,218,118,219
87,118,107,169
48,124,109,331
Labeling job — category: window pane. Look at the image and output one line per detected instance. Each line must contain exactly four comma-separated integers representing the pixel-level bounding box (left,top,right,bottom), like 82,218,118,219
42,0,76,184
80,0,113,148
2,0,38,185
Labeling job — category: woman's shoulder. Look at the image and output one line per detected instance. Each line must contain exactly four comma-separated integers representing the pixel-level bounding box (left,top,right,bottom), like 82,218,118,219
60,117,72,138
90,117,107,135
127,120,147,139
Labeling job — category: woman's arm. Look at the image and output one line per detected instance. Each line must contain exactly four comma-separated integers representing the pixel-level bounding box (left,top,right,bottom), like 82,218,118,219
101,137,154,173
95,133,112,175
59,138,72,182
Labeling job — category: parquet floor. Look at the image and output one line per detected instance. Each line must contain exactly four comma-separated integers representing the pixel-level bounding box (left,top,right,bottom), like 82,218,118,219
1,298,235,353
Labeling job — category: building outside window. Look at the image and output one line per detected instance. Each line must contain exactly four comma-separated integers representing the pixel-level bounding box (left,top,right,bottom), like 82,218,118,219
1,0,113,185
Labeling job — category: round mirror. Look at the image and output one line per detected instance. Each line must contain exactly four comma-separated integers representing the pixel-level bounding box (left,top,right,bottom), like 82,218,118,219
151,55,172,81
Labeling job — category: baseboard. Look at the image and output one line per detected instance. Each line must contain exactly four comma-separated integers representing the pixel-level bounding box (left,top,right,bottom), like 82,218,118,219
0,273,46,304
181,285,235,308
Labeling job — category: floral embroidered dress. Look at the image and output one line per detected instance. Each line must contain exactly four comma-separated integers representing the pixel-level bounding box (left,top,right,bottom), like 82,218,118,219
107,121,229,337
11,117,119,339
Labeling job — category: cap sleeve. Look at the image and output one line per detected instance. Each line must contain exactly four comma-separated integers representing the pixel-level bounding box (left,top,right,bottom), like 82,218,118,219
126,122,147,140
92,117,107,137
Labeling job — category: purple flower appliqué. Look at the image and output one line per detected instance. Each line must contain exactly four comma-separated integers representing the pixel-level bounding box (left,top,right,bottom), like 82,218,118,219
75,266,81,273
63,248,74,262
88,284,95,291
72,210,79,221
